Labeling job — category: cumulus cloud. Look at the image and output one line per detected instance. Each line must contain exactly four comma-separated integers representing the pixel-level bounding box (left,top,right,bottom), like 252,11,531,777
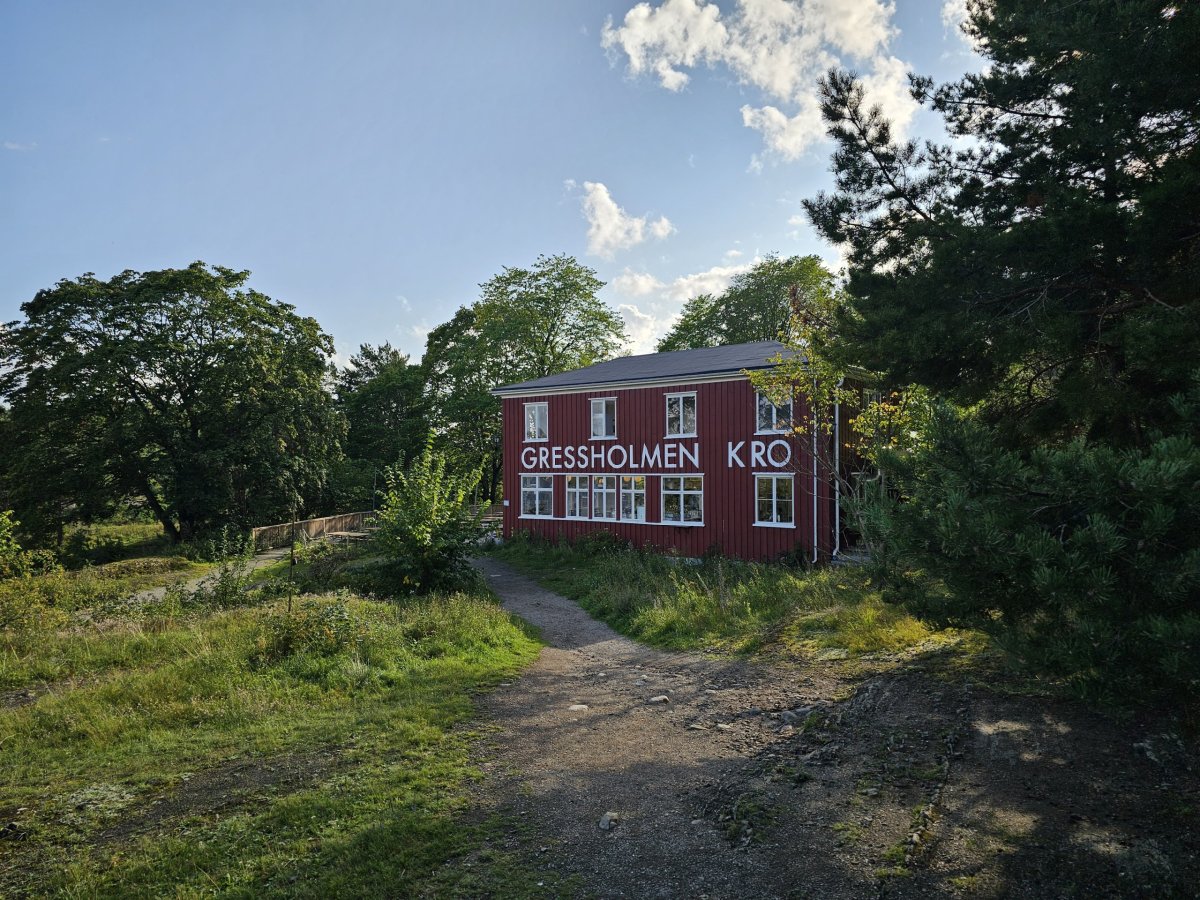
580,181,675,258
607,256,761,352
2,140,37,151
602,0,918,160
612,268,667,296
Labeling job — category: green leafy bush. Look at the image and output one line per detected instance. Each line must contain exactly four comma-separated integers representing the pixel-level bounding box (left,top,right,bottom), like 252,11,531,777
254,596,369,662
373,437,483,593
866,402,1200,704
59,522,168,567
0,511,60,580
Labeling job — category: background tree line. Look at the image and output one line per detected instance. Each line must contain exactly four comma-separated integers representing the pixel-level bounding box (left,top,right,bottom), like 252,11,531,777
0,246,810,548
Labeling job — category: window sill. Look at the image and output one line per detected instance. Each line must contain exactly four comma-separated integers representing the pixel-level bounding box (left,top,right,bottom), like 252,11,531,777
753,521,796,529
663,433,697,440
660,520,705,527
518,514,555,520
524,437,549,443
754,430,792,437
589,435,618,441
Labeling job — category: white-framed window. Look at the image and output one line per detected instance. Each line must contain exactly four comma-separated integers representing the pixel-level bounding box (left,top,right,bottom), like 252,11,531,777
592,475,618,519
565,475,590,519
620,475,646,522
590,397,617,439
756,391,792,434
662,475,703,525
524,402,548,442
665,392,697,438
520,474,553,517
754,474,795,527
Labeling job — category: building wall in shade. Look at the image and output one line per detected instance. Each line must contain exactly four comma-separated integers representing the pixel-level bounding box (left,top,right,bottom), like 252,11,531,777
499,375,844,562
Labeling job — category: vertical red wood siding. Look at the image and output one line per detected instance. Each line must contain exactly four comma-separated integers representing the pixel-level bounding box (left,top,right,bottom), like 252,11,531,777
500,376,842,562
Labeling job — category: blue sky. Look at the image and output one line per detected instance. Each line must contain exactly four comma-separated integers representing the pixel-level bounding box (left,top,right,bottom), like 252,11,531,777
1,0,977,361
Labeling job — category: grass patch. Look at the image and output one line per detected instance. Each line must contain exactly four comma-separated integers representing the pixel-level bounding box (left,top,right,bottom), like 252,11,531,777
0,587,544,897
491,537,962,659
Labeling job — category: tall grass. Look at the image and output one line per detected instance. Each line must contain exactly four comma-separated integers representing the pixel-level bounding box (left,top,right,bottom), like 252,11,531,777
0,590,542,897
493,536,952,657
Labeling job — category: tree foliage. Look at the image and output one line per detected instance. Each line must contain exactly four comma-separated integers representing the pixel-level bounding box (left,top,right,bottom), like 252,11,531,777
657,254,836,351
423,254,626,499
327,343,429,510
0,263,344,542
372,436,483,593
803,0,1200,702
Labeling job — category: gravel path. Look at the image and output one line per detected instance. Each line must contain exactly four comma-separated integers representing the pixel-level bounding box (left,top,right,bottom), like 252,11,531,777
469,557,1200,900
471,556,863,899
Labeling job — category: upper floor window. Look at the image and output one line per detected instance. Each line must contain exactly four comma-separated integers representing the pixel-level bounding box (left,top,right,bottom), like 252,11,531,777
524,402,548,442
756,391,792,434
665,392,697,438
591,397,616,439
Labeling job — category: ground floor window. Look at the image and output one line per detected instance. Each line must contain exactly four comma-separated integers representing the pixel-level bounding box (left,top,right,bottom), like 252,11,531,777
520,475,553,517
662,475,703,524
620,475,646,522
593,475,618,519
755,474,794,526
565,474,589,518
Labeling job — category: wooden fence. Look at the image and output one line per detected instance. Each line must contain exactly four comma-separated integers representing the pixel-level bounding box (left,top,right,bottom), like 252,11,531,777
250,511,373,552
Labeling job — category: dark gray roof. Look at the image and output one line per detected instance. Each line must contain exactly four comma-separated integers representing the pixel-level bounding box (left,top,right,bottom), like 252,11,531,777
493,340,798,395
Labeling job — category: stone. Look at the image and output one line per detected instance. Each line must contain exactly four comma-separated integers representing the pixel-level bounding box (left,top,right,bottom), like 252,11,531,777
599,811,620,830
648,695,670,704
569,704,589,711
716,723,734,731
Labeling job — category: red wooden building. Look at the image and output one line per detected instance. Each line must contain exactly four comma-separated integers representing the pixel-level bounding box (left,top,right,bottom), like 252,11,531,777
493,340,848,563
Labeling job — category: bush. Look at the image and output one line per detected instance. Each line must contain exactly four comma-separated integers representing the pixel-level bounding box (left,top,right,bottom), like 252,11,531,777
373,438,483,593
254,596,369,663
866,403,1200,704
181,525,253,563
0,511,61,580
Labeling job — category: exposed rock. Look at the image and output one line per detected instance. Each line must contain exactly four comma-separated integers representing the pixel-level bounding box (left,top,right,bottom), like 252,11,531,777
648,695,670,704
599,811,620,830
568,704,589,712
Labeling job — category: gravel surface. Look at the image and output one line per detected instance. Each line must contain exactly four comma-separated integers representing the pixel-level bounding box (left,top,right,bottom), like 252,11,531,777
467,557,1199,900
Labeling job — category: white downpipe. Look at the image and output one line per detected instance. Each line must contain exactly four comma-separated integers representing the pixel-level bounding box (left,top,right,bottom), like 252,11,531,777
833,377,844,559
812,379,819,565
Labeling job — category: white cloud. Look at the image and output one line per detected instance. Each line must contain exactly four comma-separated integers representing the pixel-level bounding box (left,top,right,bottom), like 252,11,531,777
724,248,743,259
2,140,36,151
941,0,967,32
396,294,412,313
612,268,666,296
667,259,754,300
580,181,675,258
618,303,670,353
603,0,918,161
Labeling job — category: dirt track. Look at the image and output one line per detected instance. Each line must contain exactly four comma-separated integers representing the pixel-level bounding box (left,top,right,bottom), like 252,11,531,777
469,557,1199,899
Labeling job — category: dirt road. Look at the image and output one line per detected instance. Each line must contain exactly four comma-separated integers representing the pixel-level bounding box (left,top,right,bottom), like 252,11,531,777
469,557,1198,899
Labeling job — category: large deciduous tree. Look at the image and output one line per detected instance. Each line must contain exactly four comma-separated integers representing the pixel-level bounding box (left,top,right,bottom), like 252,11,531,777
656,254,836,351
423,254,626,500
804,0,1200,701
0,263,344,542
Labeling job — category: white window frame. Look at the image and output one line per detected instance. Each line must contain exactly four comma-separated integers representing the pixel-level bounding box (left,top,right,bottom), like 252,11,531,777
565,474,590,519
590,397,617,440
665,391,697,439
754,473,795,528
620,475,646,522
524,402,549,442
661,475,704,526
756,391,792,435
519,474,553,519
592,474,618,520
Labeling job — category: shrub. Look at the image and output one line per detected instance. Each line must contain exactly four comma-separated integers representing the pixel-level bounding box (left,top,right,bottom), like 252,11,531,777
0,511,60,580
866,402,1200,704
373,437,483,593
181,525,253,563
59,522,168,567
254,596,369,663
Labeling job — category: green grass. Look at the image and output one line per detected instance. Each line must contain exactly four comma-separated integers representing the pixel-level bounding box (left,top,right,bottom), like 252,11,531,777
0,587,545,897
491,537,962,659
60,522,173,566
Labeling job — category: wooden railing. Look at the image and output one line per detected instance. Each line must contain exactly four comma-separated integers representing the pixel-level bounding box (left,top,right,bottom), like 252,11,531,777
250,511,374,552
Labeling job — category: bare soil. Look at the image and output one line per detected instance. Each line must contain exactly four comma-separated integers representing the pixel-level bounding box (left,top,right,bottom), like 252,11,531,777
467,557,1199,899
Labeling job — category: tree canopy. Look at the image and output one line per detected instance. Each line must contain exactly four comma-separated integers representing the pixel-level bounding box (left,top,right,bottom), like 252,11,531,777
801,0,1200,702
423,254,626,500
0,263,344,542
805,0,1200,446
656,254,837,351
